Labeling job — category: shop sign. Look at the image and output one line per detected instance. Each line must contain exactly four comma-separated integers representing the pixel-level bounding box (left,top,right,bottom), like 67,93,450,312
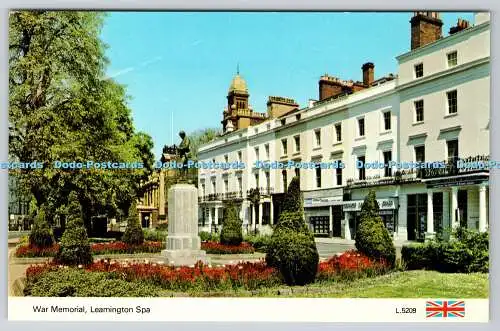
427,178,486,189
342,198,396,211
304,196,343,207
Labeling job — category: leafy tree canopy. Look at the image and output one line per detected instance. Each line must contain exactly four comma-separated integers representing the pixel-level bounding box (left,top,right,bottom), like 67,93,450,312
9,11,154,229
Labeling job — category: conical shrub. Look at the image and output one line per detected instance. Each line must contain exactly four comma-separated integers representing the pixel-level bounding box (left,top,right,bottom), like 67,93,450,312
122,201,144,245
29,206,55,248
54,191,93,266
220,202,243,246
266,176,319,285
281,176,303,215
355,191,396,266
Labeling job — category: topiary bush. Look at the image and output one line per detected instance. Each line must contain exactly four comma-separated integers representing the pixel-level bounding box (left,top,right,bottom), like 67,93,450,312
29,206,55,248
265,177,319,285
265,213,312,272
281,176,303,215
275,211,307,232
266,227,319,286
220,202,243,246
354,191,396,267
54,192,93,266
122,201,145,245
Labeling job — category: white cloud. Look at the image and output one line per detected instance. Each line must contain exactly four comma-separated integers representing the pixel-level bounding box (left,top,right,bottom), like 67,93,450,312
103,55,163,80
105,67,135,79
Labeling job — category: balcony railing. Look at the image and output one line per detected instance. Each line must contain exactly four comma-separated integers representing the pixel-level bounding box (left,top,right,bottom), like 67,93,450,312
198,193,223,203
422,156,490,179
343,156,490,189
246,187,274,197
222,191,243,201
199,191,244,203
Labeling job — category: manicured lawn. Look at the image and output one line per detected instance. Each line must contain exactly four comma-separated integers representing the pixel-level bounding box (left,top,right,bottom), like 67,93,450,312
172,271,488,298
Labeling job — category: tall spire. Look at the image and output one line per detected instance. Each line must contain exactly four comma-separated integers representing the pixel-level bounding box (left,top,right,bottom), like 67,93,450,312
236,62,240,75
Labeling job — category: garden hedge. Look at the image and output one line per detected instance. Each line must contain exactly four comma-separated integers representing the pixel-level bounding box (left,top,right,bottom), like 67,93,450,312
402,227,489,273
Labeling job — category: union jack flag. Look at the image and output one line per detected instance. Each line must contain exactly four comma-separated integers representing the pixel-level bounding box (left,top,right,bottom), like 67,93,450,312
426,300,465,318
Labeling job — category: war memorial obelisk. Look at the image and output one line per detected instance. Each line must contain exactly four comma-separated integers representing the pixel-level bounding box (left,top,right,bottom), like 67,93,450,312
161,131,209,266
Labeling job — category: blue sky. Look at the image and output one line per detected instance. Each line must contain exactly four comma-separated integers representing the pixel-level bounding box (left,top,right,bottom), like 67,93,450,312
100,12,474,159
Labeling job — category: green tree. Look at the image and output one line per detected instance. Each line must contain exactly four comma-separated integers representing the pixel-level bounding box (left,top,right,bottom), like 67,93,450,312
55,191,93,266
122,201,144,245
28,206,55,248
188,127,221,160
9,11,154,230
220,202,243,246
355,191,396,266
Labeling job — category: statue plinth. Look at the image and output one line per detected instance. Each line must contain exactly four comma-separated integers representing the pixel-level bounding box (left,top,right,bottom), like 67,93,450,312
161,183,209,266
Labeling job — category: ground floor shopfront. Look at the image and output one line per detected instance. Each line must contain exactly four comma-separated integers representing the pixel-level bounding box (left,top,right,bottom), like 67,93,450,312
398,176,489,241
303,186,401,240
303,177,489,241
198,175,489,241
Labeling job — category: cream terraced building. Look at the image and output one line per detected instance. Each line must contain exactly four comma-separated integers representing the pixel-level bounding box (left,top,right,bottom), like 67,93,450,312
197,12,490,241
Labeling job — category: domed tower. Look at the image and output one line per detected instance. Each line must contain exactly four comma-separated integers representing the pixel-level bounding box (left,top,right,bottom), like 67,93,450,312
222,67,267,132
227,71,249,111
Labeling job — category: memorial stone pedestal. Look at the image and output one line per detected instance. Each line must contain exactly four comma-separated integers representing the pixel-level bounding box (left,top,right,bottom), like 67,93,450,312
161,184,209,266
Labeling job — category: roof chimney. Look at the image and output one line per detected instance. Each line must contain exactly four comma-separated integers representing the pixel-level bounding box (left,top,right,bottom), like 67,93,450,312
266,96,299,119
362,62,374,86
449,18,470,35
410,12,443,50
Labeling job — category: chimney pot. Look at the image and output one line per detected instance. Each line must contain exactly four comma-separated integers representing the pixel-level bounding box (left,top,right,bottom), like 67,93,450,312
410,12,443,50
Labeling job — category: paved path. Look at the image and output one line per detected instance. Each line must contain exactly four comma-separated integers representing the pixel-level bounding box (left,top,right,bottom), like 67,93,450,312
316,241,354,259
8,246,28,296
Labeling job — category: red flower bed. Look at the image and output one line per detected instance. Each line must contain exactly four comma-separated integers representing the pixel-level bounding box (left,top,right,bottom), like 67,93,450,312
15,244,59,258
201,241,255,254
15,241,164,258
317,250,389,281
26,259,280,291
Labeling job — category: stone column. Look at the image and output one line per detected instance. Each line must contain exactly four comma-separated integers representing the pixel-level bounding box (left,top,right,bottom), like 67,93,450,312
343,214,352,240
451,186,458,229
155,187,159,208
396,193,408,241
251,204,255,226
328,206,333,237
426,189,434,240
258,202,263,227
479,184,487,232
442,190,450,233
208,207,213,232
270,200,274,225
214,207,219,227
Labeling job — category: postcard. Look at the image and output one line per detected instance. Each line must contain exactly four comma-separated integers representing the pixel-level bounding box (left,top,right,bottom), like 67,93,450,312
7,10,490,322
